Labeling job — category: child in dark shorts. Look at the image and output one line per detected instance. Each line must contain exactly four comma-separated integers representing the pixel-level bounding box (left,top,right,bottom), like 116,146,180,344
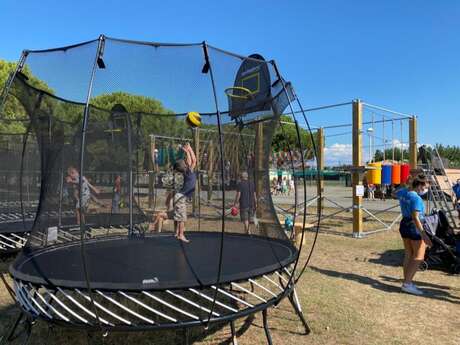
233,171,257,234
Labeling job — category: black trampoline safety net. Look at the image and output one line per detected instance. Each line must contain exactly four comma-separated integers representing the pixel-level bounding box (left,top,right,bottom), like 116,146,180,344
0,36,313,293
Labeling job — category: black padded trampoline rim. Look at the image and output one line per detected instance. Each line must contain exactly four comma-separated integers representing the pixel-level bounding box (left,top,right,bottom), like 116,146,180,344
10,232,297,292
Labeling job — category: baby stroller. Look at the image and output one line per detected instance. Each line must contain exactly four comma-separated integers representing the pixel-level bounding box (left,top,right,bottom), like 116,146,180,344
422,209,460,274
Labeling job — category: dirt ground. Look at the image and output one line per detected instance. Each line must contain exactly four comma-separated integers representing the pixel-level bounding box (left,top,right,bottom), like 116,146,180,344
1,216,459,344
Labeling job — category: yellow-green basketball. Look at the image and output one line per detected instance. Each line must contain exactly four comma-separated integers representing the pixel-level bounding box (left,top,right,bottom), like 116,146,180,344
186,111,201,128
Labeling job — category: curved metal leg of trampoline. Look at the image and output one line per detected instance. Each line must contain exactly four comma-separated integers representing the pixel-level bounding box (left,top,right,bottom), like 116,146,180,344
182,328,190,345
86,331,105,345
0,312,23,345
20,318,32,345
288,289,310,335
230,321,238,345
0,312,33,345
262,309,273,345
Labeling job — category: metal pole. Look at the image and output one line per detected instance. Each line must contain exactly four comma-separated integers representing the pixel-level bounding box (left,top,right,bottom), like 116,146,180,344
392,120,395,161
78,34,105,328
149,135,155,209
58,168,64,230
362,102,414,119
317,128,324,217
409,116,418,170
400,119,403,162
352,100,363,237
202,41,227,324
127,112,134,236
292,101,353,113
382,117,386,161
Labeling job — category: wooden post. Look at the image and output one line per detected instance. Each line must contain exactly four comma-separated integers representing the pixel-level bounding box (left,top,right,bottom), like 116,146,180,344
192,128,200,215
352,100,363,237
148,135,155,209
317,128,324,214
235,139,240,181
409,116,418,170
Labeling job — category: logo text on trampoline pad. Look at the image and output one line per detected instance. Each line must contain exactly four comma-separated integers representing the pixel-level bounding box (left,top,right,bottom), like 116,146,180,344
142,277,159,285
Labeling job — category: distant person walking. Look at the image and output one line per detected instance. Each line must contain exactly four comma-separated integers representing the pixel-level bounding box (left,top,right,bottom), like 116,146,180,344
289,178,295,196
395,174,432,296
233,171,257,234
367,184,376,200
112,174,122,213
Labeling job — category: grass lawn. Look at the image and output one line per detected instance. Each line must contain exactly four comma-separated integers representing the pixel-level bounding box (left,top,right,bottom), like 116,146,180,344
1,224,459,344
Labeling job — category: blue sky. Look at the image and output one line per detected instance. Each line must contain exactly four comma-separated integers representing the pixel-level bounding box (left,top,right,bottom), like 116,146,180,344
1,0,459,151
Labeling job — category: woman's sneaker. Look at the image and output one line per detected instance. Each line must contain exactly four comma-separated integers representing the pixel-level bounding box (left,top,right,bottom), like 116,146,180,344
401,283,424,296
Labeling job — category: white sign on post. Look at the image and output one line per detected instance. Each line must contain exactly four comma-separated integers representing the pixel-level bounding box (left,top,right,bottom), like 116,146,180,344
47,226,58,242
356,185,365,197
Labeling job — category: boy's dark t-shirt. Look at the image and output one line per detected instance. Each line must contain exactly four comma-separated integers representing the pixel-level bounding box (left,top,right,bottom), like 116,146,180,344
180,169,196,198
238,180,255,209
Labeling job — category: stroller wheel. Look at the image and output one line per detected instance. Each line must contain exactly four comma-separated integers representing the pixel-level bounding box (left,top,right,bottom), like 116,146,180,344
419,261,429,271
451,263,460,274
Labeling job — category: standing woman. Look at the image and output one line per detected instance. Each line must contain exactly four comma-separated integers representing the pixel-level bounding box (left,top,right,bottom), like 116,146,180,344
395,174,432,295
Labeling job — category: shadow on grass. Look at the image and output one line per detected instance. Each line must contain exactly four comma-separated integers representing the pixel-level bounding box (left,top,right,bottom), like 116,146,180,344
380,275,460,293
310,266,460,305
368,249,404,267
0,256,15,274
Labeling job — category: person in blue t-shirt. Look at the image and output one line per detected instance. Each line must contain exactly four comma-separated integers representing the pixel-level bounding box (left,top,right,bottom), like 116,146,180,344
452,179,460,219
394,174,432,296
171,143,196,243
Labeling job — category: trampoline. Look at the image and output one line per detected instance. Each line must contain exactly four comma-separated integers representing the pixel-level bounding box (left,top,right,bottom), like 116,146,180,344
12,233,296,290
0,35,320,344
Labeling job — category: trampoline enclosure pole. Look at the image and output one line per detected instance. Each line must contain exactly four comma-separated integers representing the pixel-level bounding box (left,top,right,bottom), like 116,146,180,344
202,41,226,324
78,34,106,328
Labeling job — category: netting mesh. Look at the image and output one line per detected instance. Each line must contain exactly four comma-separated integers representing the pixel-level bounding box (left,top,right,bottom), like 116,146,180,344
0,121,40,236
2,37,303,289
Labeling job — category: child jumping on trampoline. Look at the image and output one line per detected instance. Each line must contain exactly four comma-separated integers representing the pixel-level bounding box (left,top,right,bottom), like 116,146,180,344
171,143,196,242
66,166,100,225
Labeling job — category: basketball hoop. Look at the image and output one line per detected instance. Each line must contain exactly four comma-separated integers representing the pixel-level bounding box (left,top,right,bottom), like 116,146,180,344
224,86,254,100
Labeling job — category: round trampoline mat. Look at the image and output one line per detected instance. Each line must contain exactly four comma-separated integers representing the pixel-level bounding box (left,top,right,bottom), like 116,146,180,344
11,232,297,291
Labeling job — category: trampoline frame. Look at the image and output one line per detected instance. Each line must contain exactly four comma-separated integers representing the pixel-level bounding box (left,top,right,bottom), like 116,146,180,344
0,35,321,344
3,259,309,345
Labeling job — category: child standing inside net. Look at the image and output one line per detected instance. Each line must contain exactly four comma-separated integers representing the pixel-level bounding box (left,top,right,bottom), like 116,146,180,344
66,166,100,225
173,143,197,242
149,143,196,242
